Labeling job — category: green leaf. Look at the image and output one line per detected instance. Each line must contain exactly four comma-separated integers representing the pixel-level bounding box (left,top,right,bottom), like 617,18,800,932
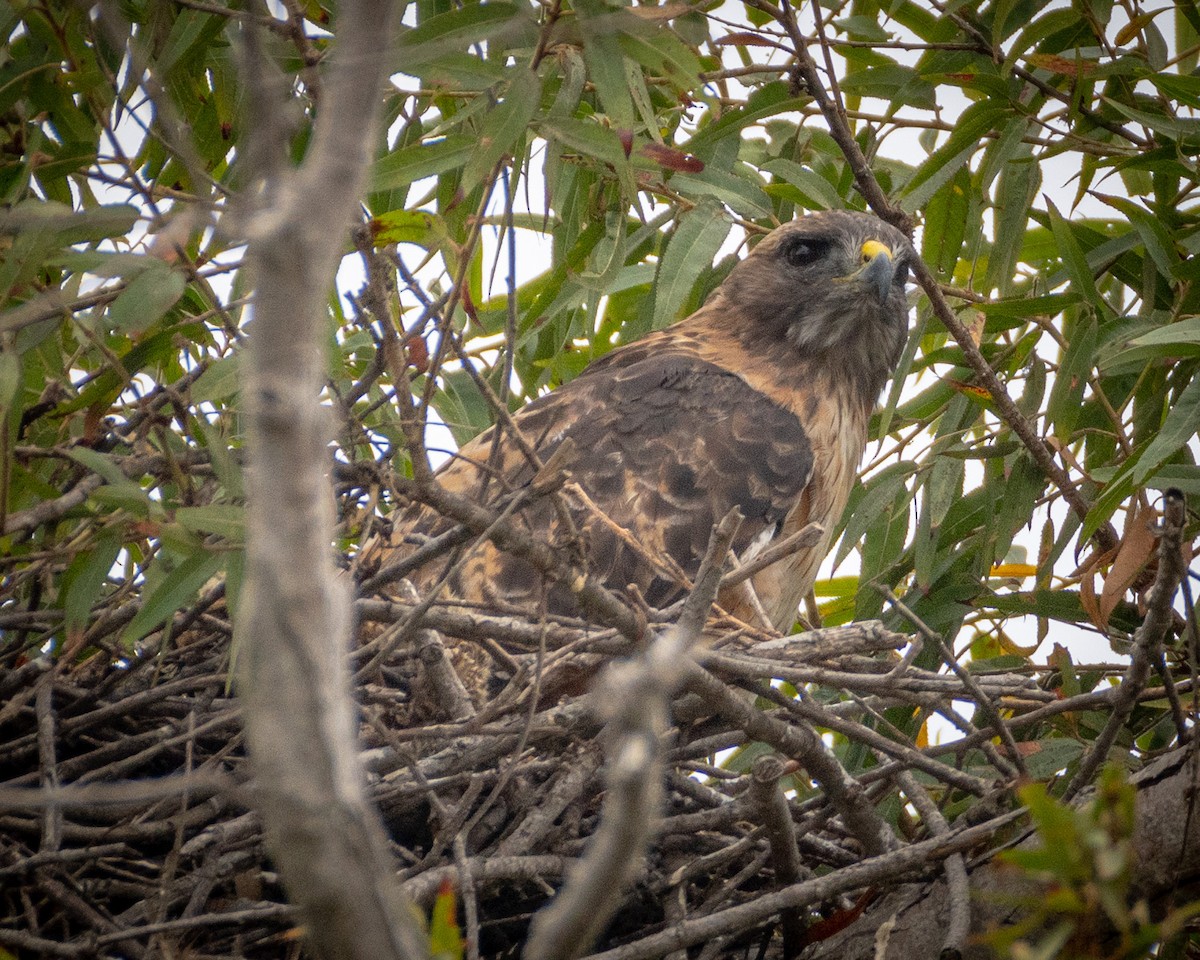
1132,373,1200,484
762,158,843,211
1046,314,1096,441
0,201,140,245
839,63,937,109
369,209,447,248
430,878,464,960
576,0,634,128
106,264,187,335
684,82,804,158
986,144,1040,296
1002,8,1083,74
920,166,970,279
1045,200,1105,312
372,136,477,192
539,116,627,167
900,100,1009,212
1093,194,1179,280
1102,96,1200,144
978,292,1081,319
619,25,702,92
396,3,531,70
119,547,224,648
1102,316,1200,370
61,530,123,633
68,446,135,486
175,504,246,542
461,67,542,194
653,198,729,328
191,354,241,404
670,167,772,219
836,461,917,568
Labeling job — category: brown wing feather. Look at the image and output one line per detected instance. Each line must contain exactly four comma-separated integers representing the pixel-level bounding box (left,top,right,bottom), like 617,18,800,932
382,346,814,621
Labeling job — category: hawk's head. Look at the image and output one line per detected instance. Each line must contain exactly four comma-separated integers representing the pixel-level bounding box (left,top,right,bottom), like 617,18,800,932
718,210,912,401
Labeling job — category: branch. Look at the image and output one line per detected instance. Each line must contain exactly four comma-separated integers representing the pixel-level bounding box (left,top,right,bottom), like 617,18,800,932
683,665,898,857
236,3,428,959
524,510,742,960
1065,490,1189,800
803,746,1200,960
578,810,1026,960
747,756,808,957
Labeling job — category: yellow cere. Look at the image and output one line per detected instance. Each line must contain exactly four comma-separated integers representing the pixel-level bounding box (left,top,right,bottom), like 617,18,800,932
861,240,892,262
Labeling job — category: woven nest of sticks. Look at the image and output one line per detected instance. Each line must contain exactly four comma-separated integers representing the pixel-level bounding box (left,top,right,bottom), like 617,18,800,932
0,555,1066,960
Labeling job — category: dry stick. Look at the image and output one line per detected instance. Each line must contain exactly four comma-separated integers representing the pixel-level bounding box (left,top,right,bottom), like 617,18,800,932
524,510,743,960
0,927,89,959
34,672,61,854
879,588,1027,780
358,460,574,682
684,666,898,857
894,770,970,959
755,0,1118,555
452,833,483,960
237,3,429,960
403,854,569,907
1065,490,1188,800
0,772,231,812
578,809,1026,960
747,756,808,958
398,579,476,723
760,687,991,797
925,677,1196,758
495,748,604,857
720,522,823,589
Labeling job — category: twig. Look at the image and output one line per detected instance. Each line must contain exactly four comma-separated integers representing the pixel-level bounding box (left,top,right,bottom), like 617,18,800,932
578,810,1026,960
894,770,969,958
720,522,823,589
683,665,898,856
35,671,61,853
524,510,742,960
1065,490,1188,800
747,755,808,957
879,588,1026,780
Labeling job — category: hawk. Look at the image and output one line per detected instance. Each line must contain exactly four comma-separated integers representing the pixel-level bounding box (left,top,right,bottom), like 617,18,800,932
369,210,912,704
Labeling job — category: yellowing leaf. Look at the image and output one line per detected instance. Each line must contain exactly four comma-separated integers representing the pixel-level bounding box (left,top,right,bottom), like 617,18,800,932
1115,8,1171,46
989,563,1038,579
430,877,464,960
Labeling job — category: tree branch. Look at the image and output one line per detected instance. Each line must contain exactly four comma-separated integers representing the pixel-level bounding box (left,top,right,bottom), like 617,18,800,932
236,3,428,959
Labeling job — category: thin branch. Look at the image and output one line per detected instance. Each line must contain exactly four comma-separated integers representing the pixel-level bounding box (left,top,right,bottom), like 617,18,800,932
894,770,969,958
524,510,742,960
578,810,1026,960
1065,490,1188,799
237,1,428,958
747,755,808,957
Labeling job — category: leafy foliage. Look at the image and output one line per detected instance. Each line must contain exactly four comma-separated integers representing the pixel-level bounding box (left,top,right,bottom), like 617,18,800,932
1,0,1198,956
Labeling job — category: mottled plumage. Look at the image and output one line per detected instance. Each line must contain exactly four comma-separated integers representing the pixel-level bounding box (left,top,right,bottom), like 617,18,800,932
369,210,912,703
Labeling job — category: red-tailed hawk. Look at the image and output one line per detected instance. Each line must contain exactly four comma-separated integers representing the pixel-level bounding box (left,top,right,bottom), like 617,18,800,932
369,210,911,703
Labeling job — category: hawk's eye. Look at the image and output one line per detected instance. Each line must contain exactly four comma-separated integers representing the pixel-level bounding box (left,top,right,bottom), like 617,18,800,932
783,237,829,268
894,261,911,287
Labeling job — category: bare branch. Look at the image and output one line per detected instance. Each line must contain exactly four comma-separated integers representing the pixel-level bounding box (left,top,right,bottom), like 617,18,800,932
524,510,742,960
236,2,428,958
1065,490,1189,800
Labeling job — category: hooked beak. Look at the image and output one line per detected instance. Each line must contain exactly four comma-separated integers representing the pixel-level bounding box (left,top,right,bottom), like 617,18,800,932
856,240,894,302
